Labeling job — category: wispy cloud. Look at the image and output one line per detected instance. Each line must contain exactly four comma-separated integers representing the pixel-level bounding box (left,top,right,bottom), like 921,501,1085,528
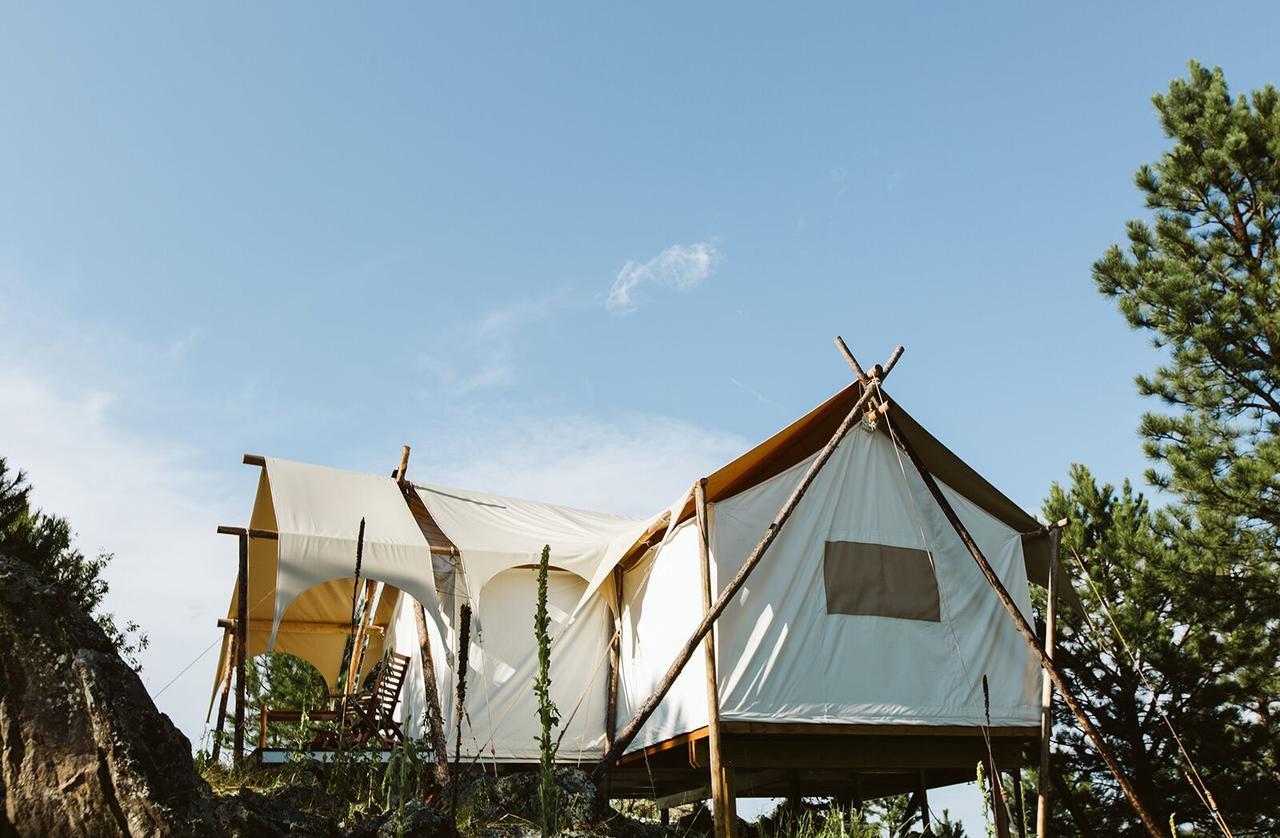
606,241,721,316
729,376,773,405
416,292,566,396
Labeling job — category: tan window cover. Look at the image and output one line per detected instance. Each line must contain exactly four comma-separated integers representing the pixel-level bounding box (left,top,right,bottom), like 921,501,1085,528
823,541,941,622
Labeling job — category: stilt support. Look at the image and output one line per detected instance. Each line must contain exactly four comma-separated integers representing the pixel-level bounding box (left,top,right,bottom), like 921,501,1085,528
1036,526,1061,838
414,601,451,787
234,531,248,765
695,479,731,838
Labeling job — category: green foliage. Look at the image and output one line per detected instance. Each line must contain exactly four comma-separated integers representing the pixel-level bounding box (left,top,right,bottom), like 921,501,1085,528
0,456,148,668
244,652,331,749
1040,467,1280,833
753,797,967,837
533,544,561,837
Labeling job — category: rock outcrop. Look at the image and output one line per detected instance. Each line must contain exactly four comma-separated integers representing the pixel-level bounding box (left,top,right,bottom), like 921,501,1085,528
0,556,223,836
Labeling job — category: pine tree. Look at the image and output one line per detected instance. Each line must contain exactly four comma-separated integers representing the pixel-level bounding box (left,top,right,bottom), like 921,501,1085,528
1056,60,1280,833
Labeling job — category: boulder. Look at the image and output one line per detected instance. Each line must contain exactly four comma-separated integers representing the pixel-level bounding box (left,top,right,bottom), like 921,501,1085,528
0,556,223,836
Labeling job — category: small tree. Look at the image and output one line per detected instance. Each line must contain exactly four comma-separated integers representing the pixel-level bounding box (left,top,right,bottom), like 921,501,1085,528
0,456,148,668
533,544,561,837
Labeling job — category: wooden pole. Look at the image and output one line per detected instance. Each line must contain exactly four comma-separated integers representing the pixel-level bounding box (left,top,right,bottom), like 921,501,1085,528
234,532,248,765
989,758,1011,838
695,479,730,838
211,629,234,762
1036,526,1060,838
591,345,905,780
603,566,623,800
721,766,738,837
346,579,378,692
397,445,411,482
450,603,473,829
414,601,452,788
916,770,932,836
882,409,1163,837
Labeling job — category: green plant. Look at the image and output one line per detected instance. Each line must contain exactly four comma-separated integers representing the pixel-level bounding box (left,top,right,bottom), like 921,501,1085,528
533,544,561,837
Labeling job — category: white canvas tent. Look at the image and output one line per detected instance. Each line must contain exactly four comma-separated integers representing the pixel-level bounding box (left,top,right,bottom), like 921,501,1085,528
211,375,1066,805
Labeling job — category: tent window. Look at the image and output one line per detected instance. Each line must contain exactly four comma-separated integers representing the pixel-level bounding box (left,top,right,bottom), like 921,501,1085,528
822,541,941,622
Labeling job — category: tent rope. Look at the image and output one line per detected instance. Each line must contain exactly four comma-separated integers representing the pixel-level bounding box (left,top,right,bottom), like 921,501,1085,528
1067,546,1233,837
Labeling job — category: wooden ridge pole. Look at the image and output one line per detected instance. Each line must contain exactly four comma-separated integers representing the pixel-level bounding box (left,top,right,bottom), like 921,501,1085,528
392,443,451,788
414,601,452,787
591,344,905,779
881,408,1163,837
696,479,733,838
1036,526,1061,838
397,445,411,482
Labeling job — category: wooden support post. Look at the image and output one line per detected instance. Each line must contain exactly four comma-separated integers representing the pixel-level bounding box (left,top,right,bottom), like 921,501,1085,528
1013,762,1028,838
722,765,738,837
1036,526,1060,838
603,565,623,800
695,479,730,838
916,770,932,836
234,532,248,765
414,601,451,788
988,758,1010,838
882,409,1163,838
592,345,905,780
211,629,234,762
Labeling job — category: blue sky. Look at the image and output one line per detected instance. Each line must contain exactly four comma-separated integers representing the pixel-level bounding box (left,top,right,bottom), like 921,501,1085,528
3,2,1278,829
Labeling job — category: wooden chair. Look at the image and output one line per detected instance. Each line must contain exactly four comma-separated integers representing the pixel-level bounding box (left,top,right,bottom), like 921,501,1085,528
339,651,411,745
259,651,412,751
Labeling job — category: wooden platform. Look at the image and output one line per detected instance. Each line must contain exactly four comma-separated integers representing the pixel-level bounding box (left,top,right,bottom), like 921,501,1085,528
606,721,1037,805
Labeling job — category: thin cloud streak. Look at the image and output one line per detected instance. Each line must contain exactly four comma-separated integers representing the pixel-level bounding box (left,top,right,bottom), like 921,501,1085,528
606,241,721,315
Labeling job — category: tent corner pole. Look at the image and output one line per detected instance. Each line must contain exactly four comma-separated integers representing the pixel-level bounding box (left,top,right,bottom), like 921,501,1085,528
695,479,730,838
1036,526,1061,838
234,531,248,765
590,344,905,781
211,627,234,763
882,409,1163,838
602,565,623,801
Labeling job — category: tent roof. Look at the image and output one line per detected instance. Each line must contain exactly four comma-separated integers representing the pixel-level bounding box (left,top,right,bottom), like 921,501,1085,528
620,381,1066,595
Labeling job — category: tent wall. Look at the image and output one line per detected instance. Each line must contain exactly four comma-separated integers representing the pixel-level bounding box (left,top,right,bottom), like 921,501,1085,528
710,425,1040,728
617,522,710,754
387,590,453,741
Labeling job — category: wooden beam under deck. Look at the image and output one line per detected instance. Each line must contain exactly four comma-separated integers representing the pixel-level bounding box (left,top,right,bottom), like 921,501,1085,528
606,722,1038,802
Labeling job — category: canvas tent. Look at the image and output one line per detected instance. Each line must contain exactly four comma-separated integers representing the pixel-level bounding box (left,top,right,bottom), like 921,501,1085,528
210,374,1065,816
